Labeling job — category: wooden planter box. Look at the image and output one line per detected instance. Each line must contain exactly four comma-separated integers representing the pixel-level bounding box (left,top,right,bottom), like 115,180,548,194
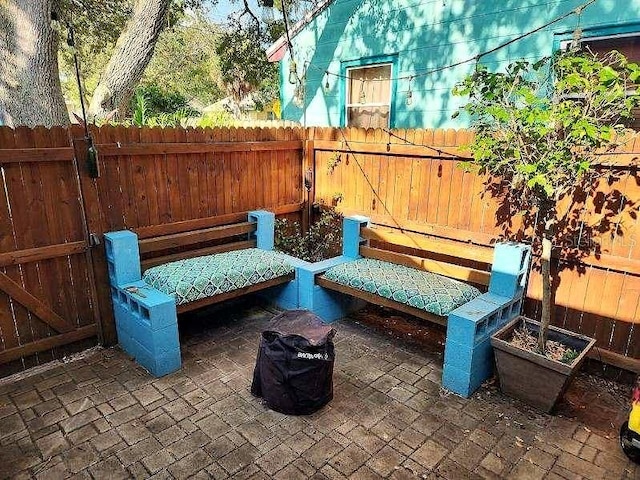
491,316,596,413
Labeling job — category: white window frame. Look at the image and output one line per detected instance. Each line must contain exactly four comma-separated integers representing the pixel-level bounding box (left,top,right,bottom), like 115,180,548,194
345,63,393,128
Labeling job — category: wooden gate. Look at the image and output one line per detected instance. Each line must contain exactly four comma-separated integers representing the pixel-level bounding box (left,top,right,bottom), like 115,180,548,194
0,127,101,376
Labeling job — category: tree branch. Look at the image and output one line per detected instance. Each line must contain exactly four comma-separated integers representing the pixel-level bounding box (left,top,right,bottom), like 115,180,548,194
238,0,260,30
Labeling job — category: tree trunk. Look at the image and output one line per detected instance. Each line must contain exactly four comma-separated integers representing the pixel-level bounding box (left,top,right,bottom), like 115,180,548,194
538,213,555,354
88,0,171,119
0,1,69,127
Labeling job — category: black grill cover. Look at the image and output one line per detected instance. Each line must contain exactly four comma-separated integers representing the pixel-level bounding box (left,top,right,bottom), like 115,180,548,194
251,310,336,415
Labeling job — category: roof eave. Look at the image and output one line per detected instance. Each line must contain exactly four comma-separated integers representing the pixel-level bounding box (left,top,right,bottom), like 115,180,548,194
266,0,336,62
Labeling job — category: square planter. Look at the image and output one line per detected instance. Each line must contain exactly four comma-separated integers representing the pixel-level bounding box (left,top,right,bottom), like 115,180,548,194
491,316,596,413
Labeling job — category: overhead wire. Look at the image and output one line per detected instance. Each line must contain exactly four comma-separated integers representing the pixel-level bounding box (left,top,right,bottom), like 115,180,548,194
298,0,598,84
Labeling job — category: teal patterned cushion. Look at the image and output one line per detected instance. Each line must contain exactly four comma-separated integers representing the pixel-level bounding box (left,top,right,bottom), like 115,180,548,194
143,248,294,305
321,258,481,316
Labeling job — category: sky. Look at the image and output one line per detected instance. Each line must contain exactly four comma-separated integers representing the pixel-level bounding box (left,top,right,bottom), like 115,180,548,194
207,0,274,24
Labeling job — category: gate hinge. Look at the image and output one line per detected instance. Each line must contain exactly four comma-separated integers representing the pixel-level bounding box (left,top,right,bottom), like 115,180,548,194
89,233,101,247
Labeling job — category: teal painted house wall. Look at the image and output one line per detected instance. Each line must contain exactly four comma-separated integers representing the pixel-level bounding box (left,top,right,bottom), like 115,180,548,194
278,0,640,128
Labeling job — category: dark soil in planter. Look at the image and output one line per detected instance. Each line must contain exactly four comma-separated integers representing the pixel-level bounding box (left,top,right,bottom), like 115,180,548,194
508,320,580,364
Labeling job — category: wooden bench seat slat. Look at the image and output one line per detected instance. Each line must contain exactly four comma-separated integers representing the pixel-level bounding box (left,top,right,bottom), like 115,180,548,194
139,222,257,254
141,240,257,270
316,276,447,327
176,273,295,314
361,227,494,264
360,246,491,286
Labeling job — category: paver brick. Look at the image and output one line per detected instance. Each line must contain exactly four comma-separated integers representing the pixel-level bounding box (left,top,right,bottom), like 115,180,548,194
166,429,210,459
329,443,370,476
67,424,99,445
218,442,259,475
556,452,607,480
197,413,231,441
116,436,162,466
410,439,448,470
64,443,99,473
107,404,146,427
60,408,101,434
90,429,122,452
255,443,298,475
88,455,129,480
508,460,546,480
167,447,212,479
305,437,344,468
0,412,26,439
36,430,70,457
366,445,407,477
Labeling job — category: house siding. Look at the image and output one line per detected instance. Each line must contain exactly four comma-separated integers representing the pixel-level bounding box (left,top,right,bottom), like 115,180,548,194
279,0,640,128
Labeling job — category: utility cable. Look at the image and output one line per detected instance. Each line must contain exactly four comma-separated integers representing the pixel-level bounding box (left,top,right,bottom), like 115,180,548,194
302,0,597,84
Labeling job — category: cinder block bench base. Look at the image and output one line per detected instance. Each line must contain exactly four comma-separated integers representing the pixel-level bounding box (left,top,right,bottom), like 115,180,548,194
297,215,532,398
104,210,297,378
111,281,181,377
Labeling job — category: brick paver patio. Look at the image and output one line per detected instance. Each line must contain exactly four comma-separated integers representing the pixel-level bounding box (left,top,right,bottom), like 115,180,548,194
1,302,638,479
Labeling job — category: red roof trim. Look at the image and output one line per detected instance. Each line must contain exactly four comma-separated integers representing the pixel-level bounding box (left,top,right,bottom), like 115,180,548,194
266,0,336,62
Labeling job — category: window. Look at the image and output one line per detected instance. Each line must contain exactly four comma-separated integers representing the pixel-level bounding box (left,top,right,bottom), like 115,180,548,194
583,34,640,128
345,64,392,128
581,34,640,63
561,32,640,127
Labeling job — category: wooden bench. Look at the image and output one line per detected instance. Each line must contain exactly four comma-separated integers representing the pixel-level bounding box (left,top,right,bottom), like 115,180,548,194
297,215,531,397
104,211,300,377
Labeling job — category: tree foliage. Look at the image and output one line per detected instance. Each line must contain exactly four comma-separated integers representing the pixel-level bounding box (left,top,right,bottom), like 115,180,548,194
142,11,224,107
453,49,640,353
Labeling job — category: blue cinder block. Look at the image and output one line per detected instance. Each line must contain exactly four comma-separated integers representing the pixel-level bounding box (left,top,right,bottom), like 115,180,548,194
443,288,521,397
342,216,369,259
249,210,275,250
104,231,142,287
442,362,492,398
489,242,531,298
443,336,495,397
110,281,181,377
296,256,361,322
260,281,299,310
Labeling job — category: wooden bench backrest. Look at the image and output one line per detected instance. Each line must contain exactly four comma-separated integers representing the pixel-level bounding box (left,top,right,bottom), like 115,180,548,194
137,220,258,271
359,226,493,287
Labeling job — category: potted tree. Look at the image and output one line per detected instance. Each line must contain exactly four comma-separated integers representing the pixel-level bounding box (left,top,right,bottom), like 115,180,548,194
453,49,640,412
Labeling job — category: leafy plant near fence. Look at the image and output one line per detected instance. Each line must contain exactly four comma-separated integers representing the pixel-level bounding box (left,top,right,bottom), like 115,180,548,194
453,49,640,354
275,208,343,262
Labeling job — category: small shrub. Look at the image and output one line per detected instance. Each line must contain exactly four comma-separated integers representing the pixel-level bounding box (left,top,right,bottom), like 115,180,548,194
275,209,343,262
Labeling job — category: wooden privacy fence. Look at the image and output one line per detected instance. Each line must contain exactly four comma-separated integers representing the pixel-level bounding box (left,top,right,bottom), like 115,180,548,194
311,127,640,373
0,124,639,377
0,125,305,377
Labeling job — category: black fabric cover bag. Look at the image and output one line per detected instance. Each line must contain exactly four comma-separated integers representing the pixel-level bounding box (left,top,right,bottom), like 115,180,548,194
251,310,336,415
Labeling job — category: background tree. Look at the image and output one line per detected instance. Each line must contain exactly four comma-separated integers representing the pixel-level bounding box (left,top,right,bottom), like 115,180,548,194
142,12,224,109
1,0,309,127
453,50,640,353
0,1,69,126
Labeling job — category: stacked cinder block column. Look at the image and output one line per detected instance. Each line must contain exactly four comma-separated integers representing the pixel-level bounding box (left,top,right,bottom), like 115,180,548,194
442,243,531,397
104,231,181,377
296,215,370,322
251,210,306,310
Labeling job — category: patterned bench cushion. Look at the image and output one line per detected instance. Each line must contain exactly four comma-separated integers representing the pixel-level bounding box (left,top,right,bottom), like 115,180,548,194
321,258,481,317
143,248,294,306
